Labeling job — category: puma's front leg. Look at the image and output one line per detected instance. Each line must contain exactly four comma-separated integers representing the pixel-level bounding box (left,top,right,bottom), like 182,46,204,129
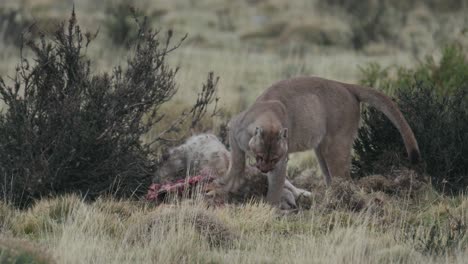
266,157,287,206
219,135,246,193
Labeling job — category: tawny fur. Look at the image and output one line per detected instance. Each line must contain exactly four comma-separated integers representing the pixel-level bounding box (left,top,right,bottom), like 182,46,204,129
220,76,420,207
154,133,310,209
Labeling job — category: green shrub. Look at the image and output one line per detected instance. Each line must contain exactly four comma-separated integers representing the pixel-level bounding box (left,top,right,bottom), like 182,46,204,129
353,44,468,192
0,9,217,207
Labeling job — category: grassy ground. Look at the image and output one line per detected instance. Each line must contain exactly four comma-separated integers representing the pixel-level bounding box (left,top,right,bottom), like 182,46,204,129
0,182,467,263
1,0,467,263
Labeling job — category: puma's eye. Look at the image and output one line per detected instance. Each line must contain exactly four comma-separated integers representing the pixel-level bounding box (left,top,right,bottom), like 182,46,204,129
256,155,264,161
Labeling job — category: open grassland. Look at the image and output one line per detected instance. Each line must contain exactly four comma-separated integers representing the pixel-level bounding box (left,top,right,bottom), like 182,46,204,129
0,185,467,263
2,0,467,112
2,0,465,147
1,0,467,263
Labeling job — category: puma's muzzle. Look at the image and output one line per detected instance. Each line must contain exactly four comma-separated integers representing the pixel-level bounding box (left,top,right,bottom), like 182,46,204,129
255,156,278,173
256,164,274,173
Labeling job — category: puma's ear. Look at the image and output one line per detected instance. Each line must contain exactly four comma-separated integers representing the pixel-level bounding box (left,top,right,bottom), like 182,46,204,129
280,128,288,139
255,127,263,136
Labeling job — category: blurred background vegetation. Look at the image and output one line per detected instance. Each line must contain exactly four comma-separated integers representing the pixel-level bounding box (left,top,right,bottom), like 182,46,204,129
1,0,466,109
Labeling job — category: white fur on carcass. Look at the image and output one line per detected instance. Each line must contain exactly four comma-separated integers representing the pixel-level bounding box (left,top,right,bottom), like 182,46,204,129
154,133,311,209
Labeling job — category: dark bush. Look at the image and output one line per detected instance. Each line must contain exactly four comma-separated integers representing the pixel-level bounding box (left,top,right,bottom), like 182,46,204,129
104,1,140,46
103,1,166,47
318,0,464,14
316,0,405,49
0,9,217,207
0,7,33,47
317,0,465,49
352,44,468,192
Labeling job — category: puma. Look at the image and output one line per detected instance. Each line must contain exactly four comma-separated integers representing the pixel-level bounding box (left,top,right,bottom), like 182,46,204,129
154,133,311,209
219,76,420,206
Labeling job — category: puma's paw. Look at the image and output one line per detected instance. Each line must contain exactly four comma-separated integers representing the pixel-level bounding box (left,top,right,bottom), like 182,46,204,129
204,183,227,207
280,189,297,210
295,190,313,209
204,182,223,196
298,190,311,198
217,176,245,193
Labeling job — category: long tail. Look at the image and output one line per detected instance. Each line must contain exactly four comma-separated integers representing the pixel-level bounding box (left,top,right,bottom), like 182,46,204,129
346,84,420,164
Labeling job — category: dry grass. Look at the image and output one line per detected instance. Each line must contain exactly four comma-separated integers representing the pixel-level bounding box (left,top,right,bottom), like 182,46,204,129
0,189,466,264
1,0,467,263
1,173,466,263
0,237,55,264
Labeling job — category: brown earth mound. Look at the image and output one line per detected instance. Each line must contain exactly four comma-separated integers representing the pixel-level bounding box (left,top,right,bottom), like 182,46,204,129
292,167,429,212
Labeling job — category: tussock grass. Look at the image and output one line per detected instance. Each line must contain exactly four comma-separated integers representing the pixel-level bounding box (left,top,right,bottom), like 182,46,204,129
0,238,55,264
1,187,466,263
11,195,84,237
1,0,467,263
0,201,14,232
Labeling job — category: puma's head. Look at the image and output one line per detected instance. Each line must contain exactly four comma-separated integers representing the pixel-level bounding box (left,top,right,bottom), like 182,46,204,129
248,126,288,173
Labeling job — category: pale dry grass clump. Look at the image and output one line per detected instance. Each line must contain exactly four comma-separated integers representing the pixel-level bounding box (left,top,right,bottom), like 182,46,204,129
11,194,84,237
125,202,238,248
0,192,467,263
0,237,56,264
0,202,16,237
93,197,147,220
0,201,13,226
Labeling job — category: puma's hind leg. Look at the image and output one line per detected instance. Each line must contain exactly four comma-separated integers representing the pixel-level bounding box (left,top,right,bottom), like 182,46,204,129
318,105,359,183
321,134,355,181
315,145,332,186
